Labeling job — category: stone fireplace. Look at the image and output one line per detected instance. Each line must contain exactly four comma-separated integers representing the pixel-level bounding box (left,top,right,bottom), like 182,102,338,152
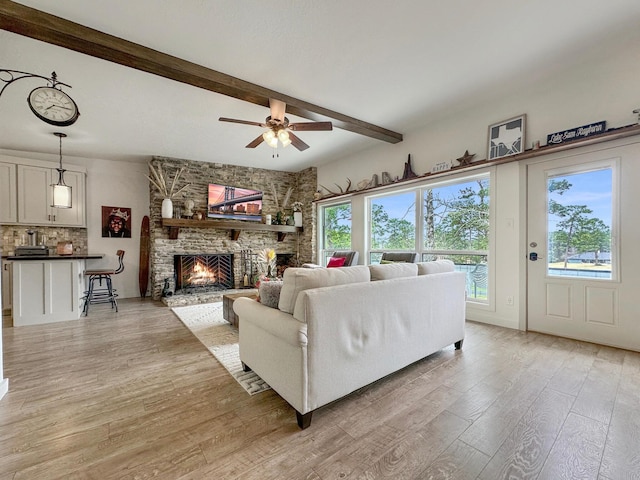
174,253,234,293
148,156,318,301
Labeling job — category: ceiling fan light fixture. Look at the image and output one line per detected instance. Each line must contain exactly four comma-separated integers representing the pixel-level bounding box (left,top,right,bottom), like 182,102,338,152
278,129,291,147
280,137,292,148
263,130,278,148
220,98,332,151
262,130,275,142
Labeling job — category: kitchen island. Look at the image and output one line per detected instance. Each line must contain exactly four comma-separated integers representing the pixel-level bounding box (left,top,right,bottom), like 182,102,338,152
6,254,103,326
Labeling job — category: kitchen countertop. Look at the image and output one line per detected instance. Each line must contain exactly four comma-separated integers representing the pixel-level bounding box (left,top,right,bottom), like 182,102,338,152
3,254,104,261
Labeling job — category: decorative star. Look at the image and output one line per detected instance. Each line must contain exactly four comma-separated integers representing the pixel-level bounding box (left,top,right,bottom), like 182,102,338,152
456,150,476,166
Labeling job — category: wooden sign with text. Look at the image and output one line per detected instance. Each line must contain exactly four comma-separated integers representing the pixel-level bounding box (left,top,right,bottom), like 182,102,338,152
547,121,606,145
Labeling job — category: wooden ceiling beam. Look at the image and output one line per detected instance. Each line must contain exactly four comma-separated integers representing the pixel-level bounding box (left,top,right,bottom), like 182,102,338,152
0,1,403,144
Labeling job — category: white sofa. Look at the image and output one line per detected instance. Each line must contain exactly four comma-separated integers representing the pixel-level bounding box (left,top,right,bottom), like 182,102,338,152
233,261,466,428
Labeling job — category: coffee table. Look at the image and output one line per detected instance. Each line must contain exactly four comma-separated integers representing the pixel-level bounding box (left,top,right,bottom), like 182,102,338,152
222,290,258,328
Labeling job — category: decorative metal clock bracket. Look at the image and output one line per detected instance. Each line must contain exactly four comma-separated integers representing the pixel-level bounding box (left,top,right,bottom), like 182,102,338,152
0,69,80,126
0,69,72,98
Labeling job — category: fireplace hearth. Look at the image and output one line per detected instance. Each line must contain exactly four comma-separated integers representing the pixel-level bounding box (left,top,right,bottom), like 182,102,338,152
174,253,234,293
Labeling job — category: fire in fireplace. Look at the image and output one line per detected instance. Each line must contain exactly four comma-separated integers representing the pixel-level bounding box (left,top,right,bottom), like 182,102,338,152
276,253,296,277
174,253,234,292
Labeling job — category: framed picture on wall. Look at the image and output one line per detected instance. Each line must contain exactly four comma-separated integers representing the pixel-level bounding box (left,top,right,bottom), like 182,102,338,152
102,206,132,238
487,114,526,160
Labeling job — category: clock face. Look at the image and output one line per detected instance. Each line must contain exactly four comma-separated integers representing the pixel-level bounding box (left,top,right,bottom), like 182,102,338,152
27,87,80,126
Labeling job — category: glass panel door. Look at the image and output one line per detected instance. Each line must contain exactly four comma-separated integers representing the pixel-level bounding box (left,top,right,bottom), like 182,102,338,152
547,169,612,280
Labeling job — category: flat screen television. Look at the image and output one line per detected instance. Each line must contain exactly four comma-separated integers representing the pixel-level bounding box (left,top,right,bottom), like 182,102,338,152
207,183,263,222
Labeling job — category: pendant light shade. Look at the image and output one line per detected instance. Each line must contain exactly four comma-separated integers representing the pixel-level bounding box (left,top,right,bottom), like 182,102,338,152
51,132,72,208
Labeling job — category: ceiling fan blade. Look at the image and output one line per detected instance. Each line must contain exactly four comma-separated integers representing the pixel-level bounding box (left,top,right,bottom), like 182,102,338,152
219,117,266,127
245,135,265,148
269,99,287,122
289,121,333,132
288,132,310,151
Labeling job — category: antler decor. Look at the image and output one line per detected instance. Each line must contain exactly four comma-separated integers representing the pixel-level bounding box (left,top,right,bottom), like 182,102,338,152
319,178,352,197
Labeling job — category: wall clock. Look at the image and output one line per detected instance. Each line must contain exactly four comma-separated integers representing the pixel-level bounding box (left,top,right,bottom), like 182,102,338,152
27,86,80,126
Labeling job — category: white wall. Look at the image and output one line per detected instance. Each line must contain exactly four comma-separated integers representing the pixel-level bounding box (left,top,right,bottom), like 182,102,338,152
84,158,149,299
316,32,640,330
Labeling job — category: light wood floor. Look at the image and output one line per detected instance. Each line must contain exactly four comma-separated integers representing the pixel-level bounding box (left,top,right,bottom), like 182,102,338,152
1,299,639,479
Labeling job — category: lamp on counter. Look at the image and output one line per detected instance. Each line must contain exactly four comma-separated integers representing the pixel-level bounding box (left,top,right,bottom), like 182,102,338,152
51,132,72,208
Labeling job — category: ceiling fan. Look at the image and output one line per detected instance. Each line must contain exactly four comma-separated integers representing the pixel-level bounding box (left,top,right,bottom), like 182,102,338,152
219,99,333,151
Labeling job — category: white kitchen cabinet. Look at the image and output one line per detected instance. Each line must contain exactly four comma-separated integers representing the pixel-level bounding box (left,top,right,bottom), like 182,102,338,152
16,164,85,227
0,162,17,223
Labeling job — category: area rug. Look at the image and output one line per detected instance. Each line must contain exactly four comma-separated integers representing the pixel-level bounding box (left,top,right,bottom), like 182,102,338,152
171,302,270,395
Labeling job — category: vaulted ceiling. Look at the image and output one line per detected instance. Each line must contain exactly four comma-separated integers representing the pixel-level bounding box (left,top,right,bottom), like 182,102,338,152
1,0,639,171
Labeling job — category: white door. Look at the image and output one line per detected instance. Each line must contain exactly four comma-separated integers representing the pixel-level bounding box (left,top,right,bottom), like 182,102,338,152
527,142,640,351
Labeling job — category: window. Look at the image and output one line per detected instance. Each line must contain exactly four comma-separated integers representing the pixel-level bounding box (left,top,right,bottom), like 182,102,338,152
422,175,490,301
368,191,417,263
319,201,352,266
547,167,613,280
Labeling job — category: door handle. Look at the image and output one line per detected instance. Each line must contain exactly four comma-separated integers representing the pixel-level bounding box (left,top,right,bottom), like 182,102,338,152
529,252,538,261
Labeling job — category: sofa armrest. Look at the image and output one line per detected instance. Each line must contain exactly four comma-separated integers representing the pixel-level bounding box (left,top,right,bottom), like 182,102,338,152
233,297,307,347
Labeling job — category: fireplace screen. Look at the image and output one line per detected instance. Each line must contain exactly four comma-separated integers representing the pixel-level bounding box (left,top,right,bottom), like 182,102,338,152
174,254,234,292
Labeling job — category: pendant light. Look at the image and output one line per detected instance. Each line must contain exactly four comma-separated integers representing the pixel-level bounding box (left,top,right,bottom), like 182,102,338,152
51,132,72,208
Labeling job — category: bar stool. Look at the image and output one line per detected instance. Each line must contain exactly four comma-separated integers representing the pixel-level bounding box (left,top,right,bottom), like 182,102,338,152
82,250,125,316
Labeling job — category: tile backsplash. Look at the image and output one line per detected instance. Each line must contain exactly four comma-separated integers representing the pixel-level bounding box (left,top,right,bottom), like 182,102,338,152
1,225,88,256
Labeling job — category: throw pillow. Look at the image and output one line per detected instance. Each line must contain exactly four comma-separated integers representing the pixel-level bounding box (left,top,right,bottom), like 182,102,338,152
259,280,284,308
327,256,346,268
380,259,406,264
278,266,371,314
369,262,418,281
417,260,455,275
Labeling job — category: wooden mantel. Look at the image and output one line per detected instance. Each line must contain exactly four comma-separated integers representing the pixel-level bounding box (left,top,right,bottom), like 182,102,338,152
161,218,302,242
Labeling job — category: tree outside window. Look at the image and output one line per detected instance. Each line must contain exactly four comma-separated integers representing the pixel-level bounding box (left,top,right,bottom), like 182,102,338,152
321,202,352,265
547,169,612,279
370,192,416,251
423,177,490,301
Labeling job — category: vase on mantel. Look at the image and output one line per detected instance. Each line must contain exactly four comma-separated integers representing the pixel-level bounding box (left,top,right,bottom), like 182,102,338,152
161,198,173,219
293,211,302,227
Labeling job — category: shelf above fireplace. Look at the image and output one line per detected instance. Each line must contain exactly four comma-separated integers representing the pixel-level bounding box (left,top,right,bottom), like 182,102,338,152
161,218,303,241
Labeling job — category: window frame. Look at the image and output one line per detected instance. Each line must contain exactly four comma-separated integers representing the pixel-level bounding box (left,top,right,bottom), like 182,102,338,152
420,172,492,304
317,198,353,267
366,187,420,263
364,170,494,307
543,158,619,283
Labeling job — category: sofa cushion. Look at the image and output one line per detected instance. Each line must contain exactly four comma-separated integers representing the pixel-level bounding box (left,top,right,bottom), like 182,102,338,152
369,262,418,281
327,256,346,268
417,260,455,275
278,265,371,314
259,280,284,308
